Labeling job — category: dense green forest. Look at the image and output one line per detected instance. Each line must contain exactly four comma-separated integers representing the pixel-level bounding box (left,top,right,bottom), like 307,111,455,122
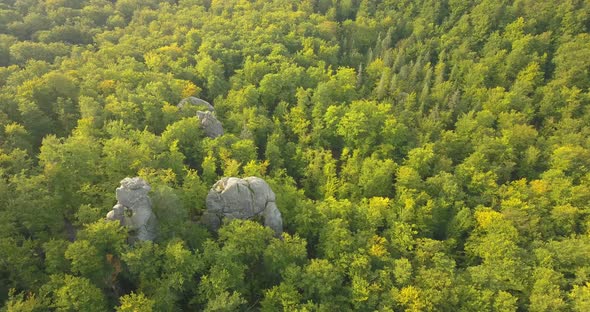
1,0,590,310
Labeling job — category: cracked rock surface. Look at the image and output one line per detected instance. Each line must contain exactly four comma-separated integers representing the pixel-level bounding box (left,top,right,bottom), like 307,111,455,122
203,177,282,236
106,177,158,241
196,110,224,138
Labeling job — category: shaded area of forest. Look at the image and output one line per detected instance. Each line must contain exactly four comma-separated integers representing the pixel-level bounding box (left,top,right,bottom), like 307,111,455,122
1,0,590,311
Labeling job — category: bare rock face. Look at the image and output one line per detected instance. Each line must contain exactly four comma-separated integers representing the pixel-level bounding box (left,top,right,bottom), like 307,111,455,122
106,177,158,241
196,110,224,138
178,97,215,111
203,177,282,236
177,97,224,138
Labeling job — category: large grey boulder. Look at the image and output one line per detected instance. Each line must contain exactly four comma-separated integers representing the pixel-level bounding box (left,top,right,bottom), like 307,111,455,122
106,177,158,241
203,177,282,236
177,97,224,138
196,110,224,138
178,97,215,111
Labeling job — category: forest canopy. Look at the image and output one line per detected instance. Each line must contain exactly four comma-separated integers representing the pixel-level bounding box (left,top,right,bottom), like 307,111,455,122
1,0,590,311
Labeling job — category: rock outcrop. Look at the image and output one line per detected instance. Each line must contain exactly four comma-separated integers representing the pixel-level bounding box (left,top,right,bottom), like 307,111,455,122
177,96,215,111
196,110,224,138
106,177,158,241
177,97,224,138
203,177,282,236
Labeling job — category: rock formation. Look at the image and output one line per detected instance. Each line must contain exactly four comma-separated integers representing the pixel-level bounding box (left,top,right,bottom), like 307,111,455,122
177,96,215,111
106,177,158,241
196,110,224,138
177,97,224,138
203,177,282,236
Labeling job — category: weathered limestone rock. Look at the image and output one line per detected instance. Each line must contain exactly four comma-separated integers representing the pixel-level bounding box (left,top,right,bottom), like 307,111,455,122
196,110,224,138
106,177,157,241
176,97,224,138
178,97,215,111
203,177,282,236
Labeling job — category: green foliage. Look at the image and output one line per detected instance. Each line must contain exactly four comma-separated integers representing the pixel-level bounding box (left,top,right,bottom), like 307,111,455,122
3,289,47,312
1,0,590,310
116,292,155,312
42,240,69,275
51,275,107,312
